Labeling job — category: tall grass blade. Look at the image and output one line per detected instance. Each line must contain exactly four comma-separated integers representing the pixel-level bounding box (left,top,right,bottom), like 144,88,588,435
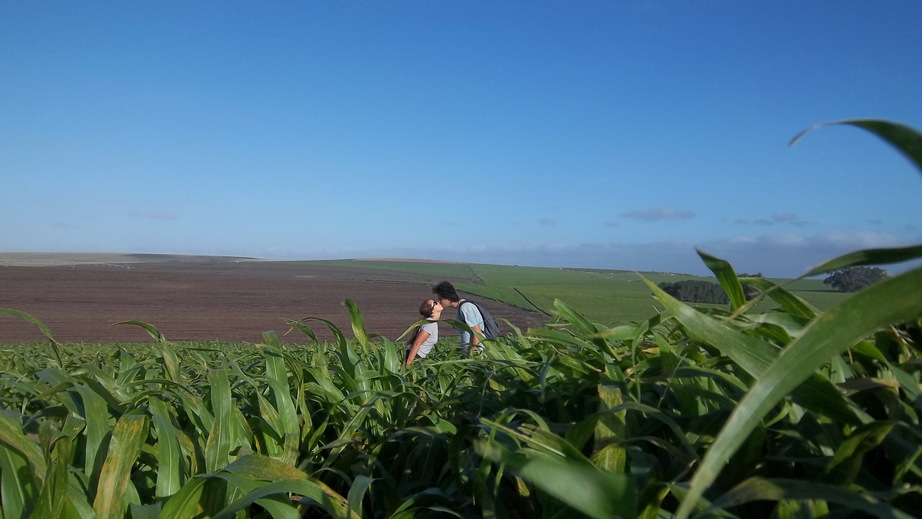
74,385,111,481
676,266,922,519
0,307,57,341
0,439,35,518
261,332,300,463
204,367,239,472
0,308,63,366
802,245,922,277
707,477,916,519
149,397,183,497
210,454,360,519
738,277,818,320
93,413,149,519
478,438,636,519
159,478,208,517
32,429,77,519
645,279,779,376
646,278,862,426
697,250,746,310
116,320,166,342
0,411,46,486
345,475,374,518
343,299,369,347
790,118,922,174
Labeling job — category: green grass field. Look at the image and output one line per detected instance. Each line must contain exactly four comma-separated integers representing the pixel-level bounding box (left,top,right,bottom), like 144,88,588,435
310,259,847,325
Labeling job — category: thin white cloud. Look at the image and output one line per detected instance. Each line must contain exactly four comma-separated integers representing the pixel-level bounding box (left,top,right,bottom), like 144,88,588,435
813,230,905,249
770,212,798,223
735,212,807,227
699,230,913,276
132,211,178,221
620,208,695,222
377,230,913,277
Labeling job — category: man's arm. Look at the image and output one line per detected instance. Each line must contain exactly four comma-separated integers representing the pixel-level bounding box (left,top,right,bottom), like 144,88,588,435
470,325,483,347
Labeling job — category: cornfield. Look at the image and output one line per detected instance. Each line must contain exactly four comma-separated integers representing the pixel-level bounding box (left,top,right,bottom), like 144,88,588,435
1,119,920,518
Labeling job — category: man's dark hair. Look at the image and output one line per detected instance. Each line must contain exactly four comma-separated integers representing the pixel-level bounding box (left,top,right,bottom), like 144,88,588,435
432,281,460,302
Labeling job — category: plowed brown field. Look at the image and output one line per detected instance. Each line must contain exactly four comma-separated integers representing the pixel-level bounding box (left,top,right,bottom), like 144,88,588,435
0,255,547,344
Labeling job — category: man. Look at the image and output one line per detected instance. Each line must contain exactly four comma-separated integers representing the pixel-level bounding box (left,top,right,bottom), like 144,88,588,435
432,280,484,356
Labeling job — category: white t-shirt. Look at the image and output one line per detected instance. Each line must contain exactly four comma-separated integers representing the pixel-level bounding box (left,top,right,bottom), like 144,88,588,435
413,320,439,358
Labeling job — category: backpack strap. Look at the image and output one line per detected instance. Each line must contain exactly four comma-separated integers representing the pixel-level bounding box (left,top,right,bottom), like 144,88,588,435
457,300,480,324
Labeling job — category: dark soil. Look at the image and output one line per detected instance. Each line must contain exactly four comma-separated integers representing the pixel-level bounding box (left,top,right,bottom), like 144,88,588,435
0,257,547,344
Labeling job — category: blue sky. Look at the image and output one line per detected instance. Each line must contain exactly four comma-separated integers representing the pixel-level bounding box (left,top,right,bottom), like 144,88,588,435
2,1,920,277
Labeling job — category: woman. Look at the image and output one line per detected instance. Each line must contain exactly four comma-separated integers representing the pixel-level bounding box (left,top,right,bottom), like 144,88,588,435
405,299,442,367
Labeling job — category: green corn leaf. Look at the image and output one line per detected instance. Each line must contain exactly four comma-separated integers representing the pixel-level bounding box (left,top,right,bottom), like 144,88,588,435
213,478,358,519
128,503,163,519
178,390,214,438
790,118,922,174
35,368,81,414
157,342,182,383
72,365,131,406
159,477,207,517
93,413,149,519
0,307,57,341
65,481,97,519
0,441,36,519
0,412,46,487
0,308,63,366
552,299,601,334
260,346,300,464
646,278,862,426
209,455,360,519
738,277,819,320
204,368,236,472
261,340,299,438
478,438,636,519
706,477,916,519
483,420,595,466
697,250,747,311
823,421,895,485
116,320,167,342
252,393,285,459
593,382,627,473
524,327,598,351
615,401,698,460
646,279,780,376
74,385,111,481
149,397,183,497
343,299,369,347
345,475,374,519
32,431,77,519
379,338,403,374
802,245,922,278
676,266,922,519
284,318,319,342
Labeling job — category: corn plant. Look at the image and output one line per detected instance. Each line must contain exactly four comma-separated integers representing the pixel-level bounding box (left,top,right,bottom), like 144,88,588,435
0,118,919,518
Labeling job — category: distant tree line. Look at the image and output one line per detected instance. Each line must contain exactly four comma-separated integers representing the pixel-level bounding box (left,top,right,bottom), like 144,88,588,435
824,266,889,292
737,273,763,301
658,280,729,304
658,274,765,305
